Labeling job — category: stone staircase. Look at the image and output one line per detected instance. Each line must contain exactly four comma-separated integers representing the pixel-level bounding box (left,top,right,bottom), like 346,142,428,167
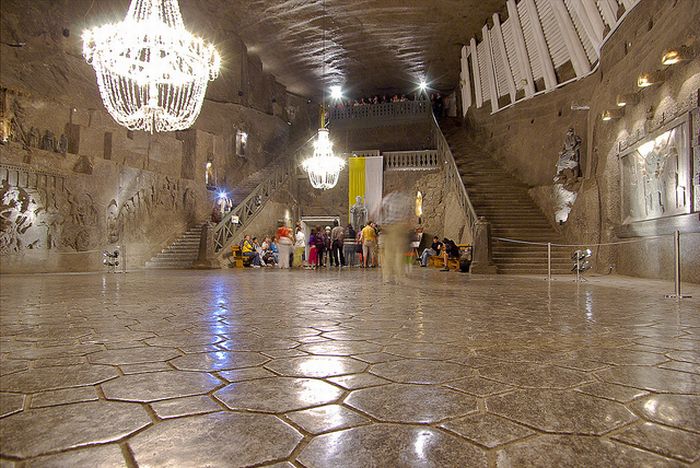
144,223,206,269
441,120,572,275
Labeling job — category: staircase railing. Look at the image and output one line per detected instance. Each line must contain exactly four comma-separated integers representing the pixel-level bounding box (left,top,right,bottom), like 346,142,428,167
213,134,315,253
430,115,479,238
328,100,431,121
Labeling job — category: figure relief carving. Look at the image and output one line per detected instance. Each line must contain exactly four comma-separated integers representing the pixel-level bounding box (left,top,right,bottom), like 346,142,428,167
350,195,368,230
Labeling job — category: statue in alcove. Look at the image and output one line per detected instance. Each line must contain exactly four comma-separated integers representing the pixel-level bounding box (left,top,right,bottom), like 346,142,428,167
350,195,368,230
40,130,55,152
554,127,582,189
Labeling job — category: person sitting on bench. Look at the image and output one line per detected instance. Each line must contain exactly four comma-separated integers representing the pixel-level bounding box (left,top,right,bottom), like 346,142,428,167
420,236,443,267
241,235,261,268
440,238,460,272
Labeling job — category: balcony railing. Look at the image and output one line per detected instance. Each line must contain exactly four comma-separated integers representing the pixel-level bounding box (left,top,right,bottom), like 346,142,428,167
384,150,439,171
329,100,432,122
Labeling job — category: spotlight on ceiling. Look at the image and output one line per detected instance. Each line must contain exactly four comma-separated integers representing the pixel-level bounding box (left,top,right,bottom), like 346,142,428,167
661,46,695,65
217,191,228,200
330,85,342,100
419,79,428,91
601,108,624,121
637,71,664,88
616,93,639,107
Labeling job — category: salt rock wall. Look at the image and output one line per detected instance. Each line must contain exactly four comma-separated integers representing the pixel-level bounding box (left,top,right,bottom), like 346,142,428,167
0,0,312,272
464,0,700,282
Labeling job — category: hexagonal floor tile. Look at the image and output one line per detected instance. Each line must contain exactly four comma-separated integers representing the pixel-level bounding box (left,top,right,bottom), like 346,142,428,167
478,362,591,389
440,413,536,448
0,393,24,418
298,340,382,356
633,394,700,433
487,389,636,435
345,383,477,423
27,444,126,467
129,412,302,467
0,401,150,458
611,422,700,463
214,377,343,413
265,356,367,378
383,343,468,360
218,336,300,352
0,365,119,393
169,351,268,372
496,434,682,467
297,423,487,467
88,347,182,365
101,371,221,402
596,366,700,394
370,359,473,384
286,404,370,434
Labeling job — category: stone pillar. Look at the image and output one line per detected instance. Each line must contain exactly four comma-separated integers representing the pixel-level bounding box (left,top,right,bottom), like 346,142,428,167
470,217,498,274
193,222,220,269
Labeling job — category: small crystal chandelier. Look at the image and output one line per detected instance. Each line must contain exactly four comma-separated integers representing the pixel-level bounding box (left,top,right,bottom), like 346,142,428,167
302,125,345,190
82,0,221,133
301,0,345,190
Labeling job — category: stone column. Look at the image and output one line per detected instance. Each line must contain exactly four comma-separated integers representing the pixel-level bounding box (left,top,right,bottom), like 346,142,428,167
470,217,498,274
193,222,220,269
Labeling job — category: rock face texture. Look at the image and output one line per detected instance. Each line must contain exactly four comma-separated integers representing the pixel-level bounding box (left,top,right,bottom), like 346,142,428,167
0,0,313,272
463,0,700,282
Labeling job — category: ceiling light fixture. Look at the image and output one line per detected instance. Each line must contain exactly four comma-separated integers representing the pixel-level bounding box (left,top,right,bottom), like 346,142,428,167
82,0,221,133
301,0,344,190
419,79,428,91
330,85,342,100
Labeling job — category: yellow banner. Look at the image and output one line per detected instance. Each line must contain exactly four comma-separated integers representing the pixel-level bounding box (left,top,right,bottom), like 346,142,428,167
348,157,366,213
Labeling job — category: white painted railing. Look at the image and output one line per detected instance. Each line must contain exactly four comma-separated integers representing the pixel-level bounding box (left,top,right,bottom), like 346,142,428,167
384,150,439,171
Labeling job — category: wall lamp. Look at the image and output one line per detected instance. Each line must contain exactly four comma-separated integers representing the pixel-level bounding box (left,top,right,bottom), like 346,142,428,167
616,93,639,107
637,70,665,88
661,46,696,66
601,108,624,121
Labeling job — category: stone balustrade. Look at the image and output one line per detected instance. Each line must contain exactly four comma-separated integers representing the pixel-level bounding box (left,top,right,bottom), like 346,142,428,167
328,100,431,122
383,150,439,171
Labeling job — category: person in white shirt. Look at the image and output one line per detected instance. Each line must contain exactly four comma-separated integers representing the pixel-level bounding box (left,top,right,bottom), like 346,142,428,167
293,226,305,268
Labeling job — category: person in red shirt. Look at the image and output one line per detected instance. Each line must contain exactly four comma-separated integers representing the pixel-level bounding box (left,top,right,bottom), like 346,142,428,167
275,221,294,269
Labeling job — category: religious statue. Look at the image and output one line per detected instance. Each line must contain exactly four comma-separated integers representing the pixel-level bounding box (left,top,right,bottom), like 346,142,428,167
28,127,40,148
350,195,368,229
57,134,68,155
40,130,55,152
554,127,582,189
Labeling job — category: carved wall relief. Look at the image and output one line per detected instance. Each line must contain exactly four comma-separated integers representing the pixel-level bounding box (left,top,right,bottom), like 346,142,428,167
619,114,692,224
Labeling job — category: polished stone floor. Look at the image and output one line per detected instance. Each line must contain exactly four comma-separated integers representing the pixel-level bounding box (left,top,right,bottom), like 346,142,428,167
0,269,699,467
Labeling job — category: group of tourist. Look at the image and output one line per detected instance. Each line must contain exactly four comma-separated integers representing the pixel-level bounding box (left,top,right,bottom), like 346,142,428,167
238,218,468,273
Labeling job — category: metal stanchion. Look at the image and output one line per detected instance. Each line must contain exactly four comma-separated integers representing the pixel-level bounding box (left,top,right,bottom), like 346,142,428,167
665,230,691,300
547,242,552,282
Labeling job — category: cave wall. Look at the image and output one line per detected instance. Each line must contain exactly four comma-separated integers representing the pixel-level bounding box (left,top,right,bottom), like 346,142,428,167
464,0,700,282
0,0,313,272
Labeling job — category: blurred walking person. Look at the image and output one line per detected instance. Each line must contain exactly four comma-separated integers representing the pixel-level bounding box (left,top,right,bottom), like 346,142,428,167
379,191,413,283
276,221,293,269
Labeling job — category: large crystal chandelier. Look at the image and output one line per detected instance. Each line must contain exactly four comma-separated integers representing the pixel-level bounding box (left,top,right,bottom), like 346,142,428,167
301,0,345,190
82,0,221,133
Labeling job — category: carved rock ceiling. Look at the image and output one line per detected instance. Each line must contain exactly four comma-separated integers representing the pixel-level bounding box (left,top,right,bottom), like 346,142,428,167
191,0,505,97
2,0,504,98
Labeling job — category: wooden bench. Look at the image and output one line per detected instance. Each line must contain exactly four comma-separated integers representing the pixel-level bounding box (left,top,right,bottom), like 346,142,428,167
427,244,472,270
230,245,253,268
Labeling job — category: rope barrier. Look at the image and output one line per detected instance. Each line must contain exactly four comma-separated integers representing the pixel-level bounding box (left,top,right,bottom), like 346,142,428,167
492,235,671,248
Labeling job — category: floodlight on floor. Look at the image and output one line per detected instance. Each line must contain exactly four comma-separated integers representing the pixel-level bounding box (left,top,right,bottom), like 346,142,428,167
601,108,624,121
616,93,639,107
661,46,695,66
637,70,664,88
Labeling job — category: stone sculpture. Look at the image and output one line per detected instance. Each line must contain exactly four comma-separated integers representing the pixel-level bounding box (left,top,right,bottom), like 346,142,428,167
40,130,55,152
554,128,582,189
350,195,368,229
57,134,68,155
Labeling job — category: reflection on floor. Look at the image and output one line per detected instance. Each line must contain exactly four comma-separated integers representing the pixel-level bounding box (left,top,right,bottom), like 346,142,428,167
0,269,698,467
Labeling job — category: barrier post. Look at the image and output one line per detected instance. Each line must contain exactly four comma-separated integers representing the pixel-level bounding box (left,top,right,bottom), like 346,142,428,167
665,230,692,300
547,242,552,282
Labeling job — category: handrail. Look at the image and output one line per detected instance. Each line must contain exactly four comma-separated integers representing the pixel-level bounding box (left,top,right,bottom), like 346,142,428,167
212,133,315,253
430,114,479,237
